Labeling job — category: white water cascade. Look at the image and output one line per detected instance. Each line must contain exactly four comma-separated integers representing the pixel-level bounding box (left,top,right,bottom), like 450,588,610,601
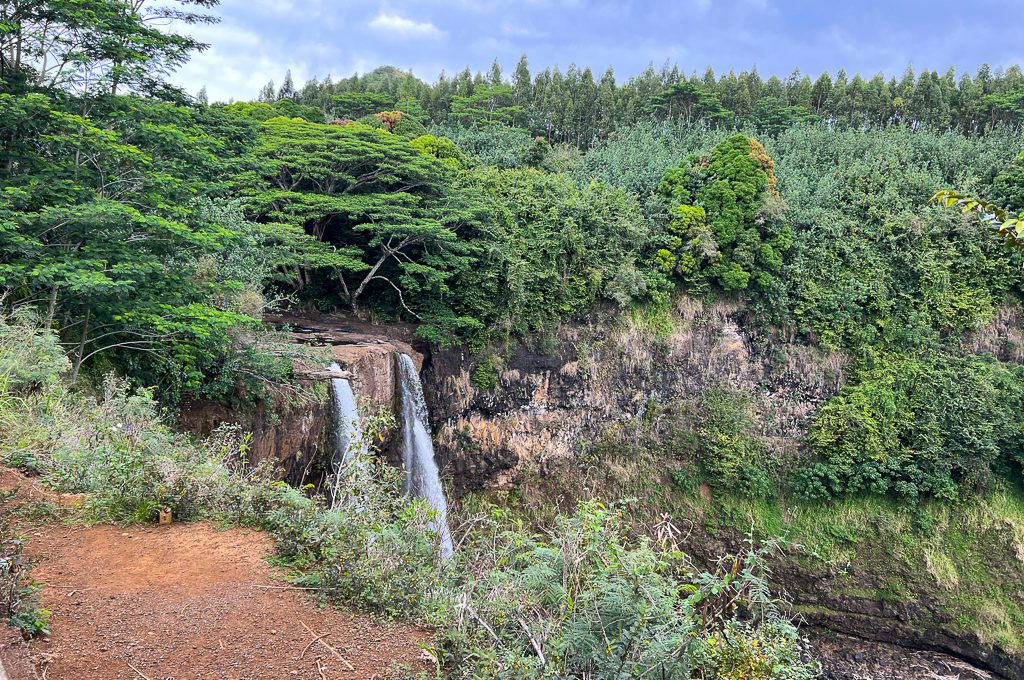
328,362,366,503
396,353,454,559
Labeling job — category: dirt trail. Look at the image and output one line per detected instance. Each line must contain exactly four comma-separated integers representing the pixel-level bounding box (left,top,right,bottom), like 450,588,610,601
2,494,430,679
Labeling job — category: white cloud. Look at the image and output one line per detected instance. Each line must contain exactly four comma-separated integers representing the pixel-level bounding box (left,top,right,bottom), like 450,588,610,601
368,12,443,39
168,23,276,101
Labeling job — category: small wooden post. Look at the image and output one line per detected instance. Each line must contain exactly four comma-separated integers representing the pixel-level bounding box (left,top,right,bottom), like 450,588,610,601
159,508,172,525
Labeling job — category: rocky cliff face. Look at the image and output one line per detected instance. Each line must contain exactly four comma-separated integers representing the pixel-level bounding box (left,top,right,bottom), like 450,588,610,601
279,314,423,412
177,314,424,482
421,297,1022,680
178,384,329,484
424,297,846,493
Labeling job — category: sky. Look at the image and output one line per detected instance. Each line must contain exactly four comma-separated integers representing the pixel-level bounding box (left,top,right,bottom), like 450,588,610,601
171,0,1024,102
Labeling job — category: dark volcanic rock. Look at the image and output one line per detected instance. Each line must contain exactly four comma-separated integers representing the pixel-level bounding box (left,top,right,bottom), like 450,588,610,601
423,297,846,492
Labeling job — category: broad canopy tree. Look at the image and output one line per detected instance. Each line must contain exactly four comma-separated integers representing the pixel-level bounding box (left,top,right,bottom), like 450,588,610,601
0,0,218,97
237,117,487,321
651,81,730,126
0,91,264,395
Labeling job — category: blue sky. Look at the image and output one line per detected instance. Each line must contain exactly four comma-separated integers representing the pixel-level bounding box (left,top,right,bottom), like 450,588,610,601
172,0,1024,102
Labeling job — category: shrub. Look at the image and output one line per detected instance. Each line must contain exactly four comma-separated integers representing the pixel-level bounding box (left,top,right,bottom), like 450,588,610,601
0,309,68,389
470,354,502,389
411,134,470,170
696,389,775,498
657,134,792,296
0,315,284,523
794,352,1024,501
22,374,278,524
265,465,448,620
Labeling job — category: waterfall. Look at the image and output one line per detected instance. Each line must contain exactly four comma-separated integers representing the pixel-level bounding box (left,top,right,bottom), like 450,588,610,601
328,362,365,502
396,353,454,559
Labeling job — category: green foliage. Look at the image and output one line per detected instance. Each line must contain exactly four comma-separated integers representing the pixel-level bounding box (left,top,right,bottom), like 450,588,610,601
450,84,525,128
935,187,1024,251
429,123,537,169
573,124,729,218
0,314,286,523
991,149,1024,213
257,121,670,348
284,57,1024,154
35,376,283,523
330,92,398,120
0,89,289,403
519,135,551,168
270,98,328,124
772,125,1021,349
410,134,470,170
749,97,818,136
652,81,731,126
696,389,774,499
434,167,655,346
1,0,216,98
470,354,502,390
627,299,676,339
0,309,69,389
439,501,818,679
795,353,1024,502
355,111,428,138
0,4,311,405
223,100,327,124
658,134,790,295
266,476,447,619
982,88,1024,127
237,117,485,317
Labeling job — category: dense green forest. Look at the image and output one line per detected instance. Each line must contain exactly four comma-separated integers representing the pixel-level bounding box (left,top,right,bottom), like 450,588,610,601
257,59,1024,146
4,0,1024,677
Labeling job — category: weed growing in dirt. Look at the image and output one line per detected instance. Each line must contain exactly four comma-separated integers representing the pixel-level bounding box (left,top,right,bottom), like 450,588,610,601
0,516,50,637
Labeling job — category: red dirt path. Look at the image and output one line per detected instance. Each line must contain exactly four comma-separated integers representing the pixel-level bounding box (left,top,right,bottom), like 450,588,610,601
1,469,430,680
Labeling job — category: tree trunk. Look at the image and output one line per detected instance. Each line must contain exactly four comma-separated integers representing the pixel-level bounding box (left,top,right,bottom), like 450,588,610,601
45,285,58,328
350,254,391,316
336,270,351,304
71,307,91,384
